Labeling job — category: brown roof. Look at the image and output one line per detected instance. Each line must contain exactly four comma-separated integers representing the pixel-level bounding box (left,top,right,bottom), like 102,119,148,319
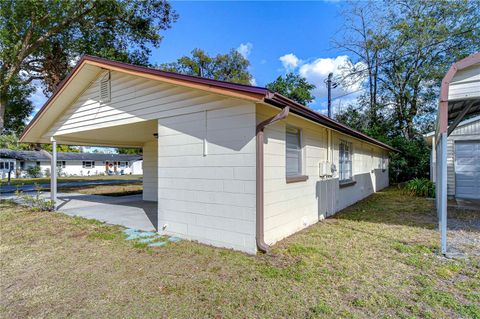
21,55,396,151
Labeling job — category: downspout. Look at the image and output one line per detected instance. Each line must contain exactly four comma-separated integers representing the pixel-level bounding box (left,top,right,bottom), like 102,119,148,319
256,105,289,253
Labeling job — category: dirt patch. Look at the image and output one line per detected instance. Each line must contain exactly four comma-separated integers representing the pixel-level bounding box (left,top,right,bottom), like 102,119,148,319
447,207,480,257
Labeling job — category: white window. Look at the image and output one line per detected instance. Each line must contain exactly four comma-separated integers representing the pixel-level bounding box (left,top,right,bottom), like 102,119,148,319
0,162,4,170
57,161,66,168
381,154,387,171
119,161,128,168
286,126,302,177
339,140,353,182
82,161,95,169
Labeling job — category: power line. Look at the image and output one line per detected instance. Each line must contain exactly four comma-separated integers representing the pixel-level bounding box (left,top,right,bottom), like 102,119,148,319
331,88,364,101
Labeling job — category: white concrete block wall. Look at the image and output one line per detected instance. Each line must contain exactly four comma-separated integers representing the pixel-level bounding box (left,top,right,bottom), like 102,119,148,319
157,102,257,253
143,140,158,201
260,106,329,245
259,104,389,246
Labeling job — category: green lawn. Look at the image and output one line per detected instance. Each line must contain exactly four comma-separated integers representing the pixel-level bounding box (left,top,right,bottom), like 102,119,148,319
1,188,479,318
1,174,142,186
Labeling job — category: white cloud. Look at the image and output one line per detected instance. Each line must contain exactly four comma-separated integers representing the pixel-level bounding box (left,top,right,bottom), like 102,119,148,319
237,42,253,58
250,77,257,86
277,54,365,101
298,55,365,98
279,53,300,72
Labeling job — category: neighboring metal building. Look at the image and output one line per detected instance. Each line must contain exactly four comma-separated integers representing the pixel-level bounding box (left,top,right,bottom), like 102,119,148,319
0,149,143,178
425,115,480,200
433,52,480,255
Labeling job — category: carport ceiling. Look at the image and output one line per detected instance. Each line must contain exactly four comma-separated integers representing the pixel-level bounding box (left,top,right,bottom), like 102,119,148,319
448,99,480,121
55,120,158,147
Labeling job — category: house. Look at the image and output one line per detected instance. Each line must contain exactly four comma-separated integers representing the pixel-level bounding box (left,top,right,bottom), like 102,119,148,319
424,115,480,200
0,149,143,178
20,55,395,254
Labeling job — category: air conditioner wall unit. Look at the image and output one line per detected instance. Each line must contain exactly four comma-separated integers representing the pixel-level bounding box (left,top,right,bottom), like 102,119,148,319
319,161,334,177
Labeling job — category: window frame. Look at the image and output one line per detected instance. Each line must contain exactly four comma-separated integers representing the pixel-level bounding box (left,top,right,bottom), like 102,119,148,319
381,153,387,172
339,140,353,183
82,161,95,169
57,161,66,168
285,125,308,183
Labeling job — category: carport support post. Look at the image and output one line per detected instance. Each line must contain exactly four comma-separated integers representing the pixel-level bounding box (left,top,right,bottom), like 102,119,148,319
439,132,447,255
50,137,57,208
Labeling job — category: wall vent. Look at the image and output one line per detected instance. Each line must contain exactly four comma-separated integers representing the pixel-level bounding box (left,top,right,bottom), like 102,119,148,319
99,71,111,103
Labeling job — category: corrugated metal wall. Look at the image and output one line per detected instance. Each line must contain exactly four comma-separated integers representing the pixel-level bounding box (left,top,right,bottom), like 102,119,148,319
447,118,480,196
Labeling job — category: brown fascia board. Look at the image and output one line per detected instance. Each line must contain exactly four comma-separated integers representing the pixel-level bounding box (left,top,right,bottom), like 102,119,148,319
264,92,397,152
21,54,396,152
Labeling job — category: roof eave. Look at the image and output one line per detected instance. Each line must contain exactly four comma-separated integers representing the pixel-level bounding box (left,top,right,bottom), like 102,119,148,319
264,93,398,152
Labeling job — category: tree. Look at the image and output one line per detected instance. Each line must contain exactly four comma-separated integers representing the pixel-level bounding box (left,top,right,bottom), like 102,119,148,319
332,1,388,129
0,0,178,132
334,0,479,182
334,0,479,139
0,133,31,150
380,0,479,139
117,148,142,155
266,73,316,105
160,48,252,84
3,77,34,135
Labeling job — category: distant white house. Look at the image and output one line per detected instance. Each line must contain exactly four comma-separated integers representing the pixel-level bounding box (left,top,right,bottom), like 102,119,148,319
0,149,142,179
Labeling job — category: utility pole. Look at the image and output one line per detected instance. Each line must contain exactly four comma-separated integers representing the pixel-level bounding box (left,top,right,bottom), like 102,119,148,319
326,73,333,118
325,73,339,118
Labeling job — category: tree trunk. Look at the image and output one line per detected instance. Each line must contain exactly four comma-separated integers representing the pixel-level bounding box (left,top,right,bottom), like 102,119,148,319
0,88,6,133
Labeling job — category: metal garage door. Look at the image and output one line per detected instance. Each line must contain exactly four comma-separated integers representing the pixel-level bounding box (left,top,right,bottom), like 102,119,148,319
455,140,480,199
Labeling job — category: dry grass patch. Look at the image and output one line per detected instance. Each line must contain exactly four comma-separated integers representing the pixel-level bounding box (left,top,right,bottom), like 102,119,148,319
1,174,142,186
1,188,479,318
60,182,143,196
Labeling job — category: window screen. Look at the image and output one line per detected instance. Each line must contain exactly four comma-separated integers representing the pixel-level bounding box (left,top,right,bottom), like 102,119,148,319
286,126,302,177
339,140,353,182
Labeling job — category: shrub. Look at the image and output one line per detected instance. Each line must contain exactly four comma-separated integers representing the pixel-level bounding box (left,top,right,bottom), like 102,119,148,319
26,166,42,178
404,178,435,197
16,189,55,211
44,168,51,177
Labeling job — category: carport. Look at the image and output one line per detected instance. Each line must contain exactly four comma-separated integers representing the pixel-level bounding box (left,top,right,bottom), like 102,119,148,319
55,193,157,231
435,52,480,254
19,58,161,230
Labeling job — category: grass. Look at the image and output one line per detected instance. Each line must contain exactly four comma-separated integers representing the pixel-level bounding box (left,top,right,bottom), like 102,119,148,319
1,188,479,318
0,174,142,186
60,182,143,196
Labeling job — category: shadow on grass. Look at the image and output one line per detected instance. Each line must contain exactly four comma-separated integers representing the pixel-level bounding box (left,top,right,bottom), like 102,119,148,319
334,188,480,234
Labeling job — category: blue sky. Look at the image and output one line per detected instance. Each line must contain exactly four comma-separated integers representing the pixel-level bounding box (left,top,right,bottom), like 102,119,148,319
31,1,362,119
